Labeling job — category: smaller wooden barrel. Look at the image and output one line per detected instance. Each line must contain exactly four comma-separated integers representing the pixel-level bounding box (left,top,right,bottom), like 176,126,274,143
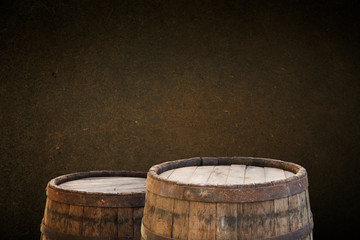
40,170,147,240
142,157,313,240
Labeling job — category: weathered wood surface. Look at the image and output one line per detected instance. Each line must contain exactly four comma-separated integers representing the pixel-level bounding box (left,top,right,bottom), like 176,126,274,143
40,171,146,240
58,176,146,193
159,165,295,185
226,164,246,184
142,157,313,240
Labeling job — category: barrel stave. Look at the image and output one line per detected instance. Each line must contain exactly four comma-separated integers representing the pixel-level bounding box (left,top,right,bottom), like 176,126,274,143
172,198,190,239
216,203,237,240
66,204,83,235
118,207,134,237
188,201,216,240
152,192,174,238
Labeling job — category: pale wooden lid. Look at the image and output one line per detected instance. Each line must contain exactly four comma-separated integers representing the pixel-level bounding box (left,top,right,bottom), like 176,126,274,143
148,157,307,203
159,165,295,185
58,176,146,194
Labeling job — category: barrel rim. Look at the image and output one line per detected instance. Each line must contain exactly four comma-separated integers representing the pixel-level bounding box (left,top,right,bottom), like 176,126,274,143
150,157,306,188
146,157,309,202
46,170,147,207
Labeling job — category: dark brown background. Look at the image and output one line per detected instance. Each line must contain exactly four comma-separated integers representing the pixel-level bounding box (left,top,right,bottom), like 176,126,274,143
1,0,359,239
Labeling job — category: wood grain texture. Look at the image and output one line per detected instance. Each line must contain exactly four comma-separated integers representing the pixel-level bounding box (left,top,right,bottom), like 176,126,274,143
41,172,146,240
142,158,313,240
207,165,230,185
274,197,290,236
118,207,134,237
100,207,118,238
58,177,146,193
142,190,156,231
66,205,83,235
226,164,246,185
160,169,175,179
52,200,70,233
82,206,101,237
188,201,216,240
289,193,303,232
188,166,215,185
167,166,197,183
264,167,286,182
159,165,293,185
141,192,314,240
244,166,266,184
239,200,275,239
133,207,143,238
216,203,237,240
171,199,190,239
151,193,174,238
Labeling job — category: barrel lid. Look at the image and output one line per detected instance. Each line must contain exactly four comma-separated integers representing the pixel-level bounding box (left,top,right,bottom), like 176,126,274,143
146,157,308,203
46,170,147,207
58,176,146,194
159,165,295,185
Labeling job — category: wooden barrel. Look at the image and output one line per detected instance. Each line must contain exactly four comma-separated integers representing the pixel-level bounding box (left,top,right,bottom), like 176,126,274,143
141,157,313,240
40,170,147,240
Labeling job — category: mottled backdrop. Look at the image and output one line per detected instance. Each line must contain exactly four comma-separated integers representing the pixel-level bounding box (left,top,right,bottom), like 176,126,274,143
1,0,359,239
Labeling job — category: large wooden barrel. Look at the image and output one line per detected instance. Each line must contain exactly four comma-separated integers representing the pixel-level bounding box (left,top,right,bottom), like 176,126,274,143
40,170,147,240
141,157,313,240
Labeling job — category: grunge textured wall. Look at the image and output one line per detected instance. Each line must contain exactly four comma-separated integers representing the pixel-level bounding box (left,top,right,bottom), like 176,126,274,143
1,0,359,239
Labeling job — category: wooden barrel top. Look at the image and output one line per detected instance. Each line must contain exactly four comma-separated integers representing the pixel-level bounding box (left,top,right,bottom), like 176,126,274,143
58,176,146,194
46,170,147,207
146,157,308,203
159,165,295,185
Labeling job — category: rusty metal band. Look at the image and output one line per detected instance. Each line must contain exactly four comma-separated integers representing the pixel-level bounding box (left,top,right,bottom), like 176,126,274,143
46,171,147,208
141,219,313,240
41,223,140,240
147,157,308,203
